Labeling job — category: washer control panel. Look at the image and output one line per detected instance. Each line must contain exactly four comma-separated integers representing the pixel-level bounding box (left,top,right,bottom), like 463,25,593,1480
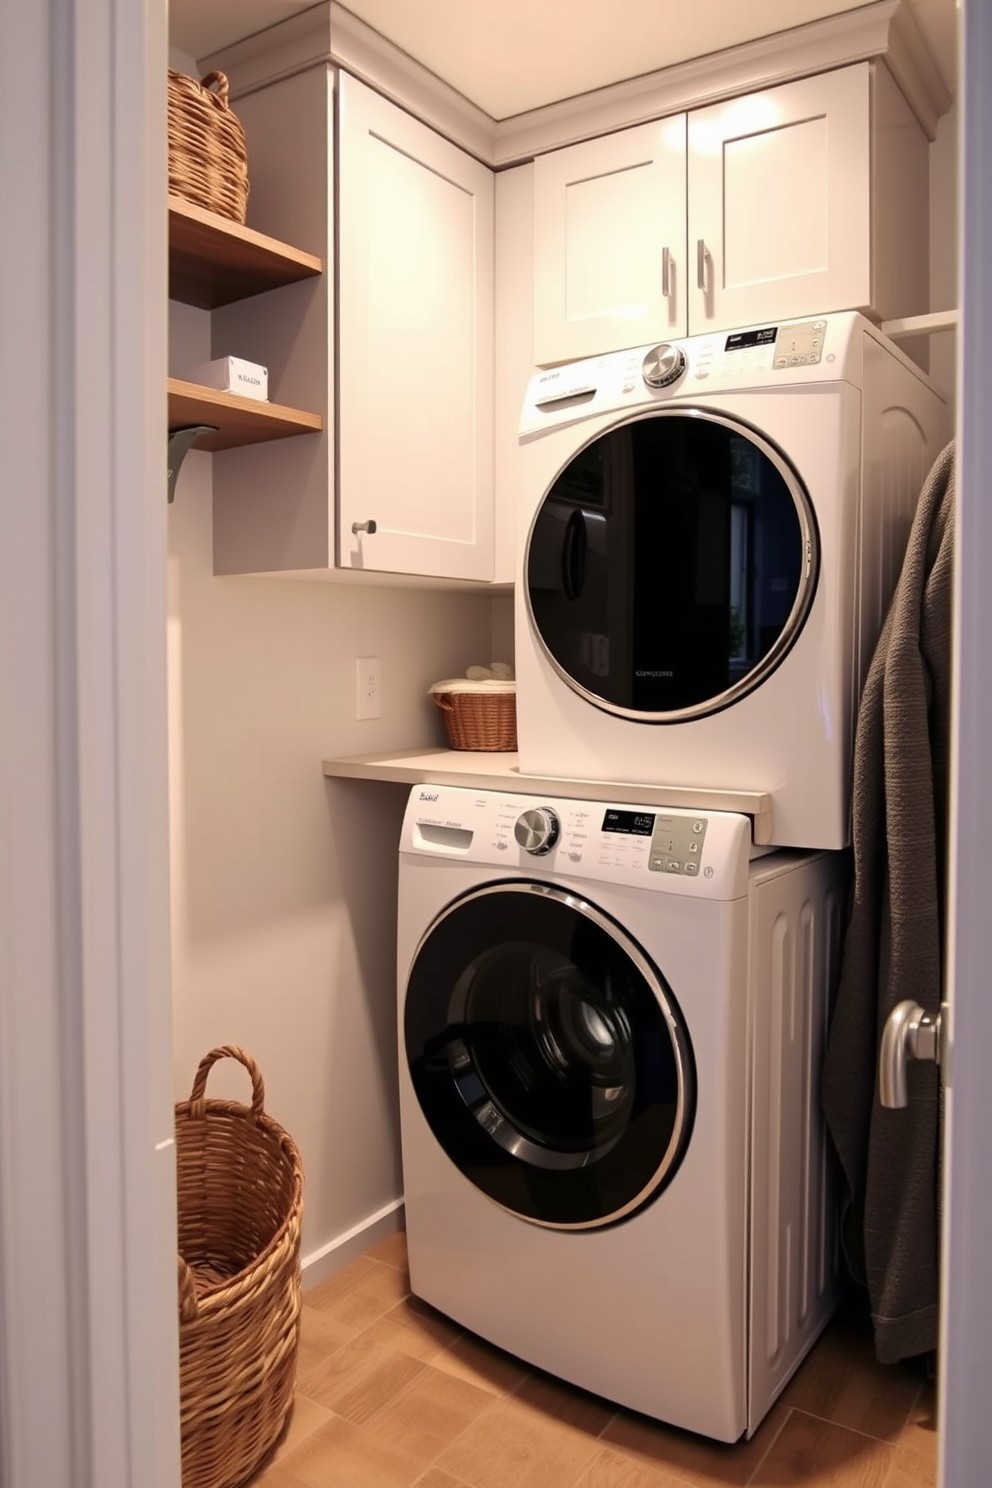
402,786,752,900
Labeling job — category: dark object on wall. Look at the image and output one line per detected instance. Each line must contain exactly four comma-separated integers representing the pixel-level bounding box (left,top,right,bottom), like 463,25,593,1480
822,441,954,1364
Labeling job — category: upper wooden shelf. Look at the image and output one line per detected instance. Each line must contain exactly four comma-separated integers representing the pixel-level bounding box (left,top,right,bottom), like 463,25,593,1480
168,195,323,310
168,378,322,452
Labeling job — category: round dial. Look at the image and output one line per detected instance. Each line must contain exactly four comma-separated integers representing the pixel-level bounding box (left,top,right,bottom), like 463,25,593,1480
514,807,560,856
642,344,687,390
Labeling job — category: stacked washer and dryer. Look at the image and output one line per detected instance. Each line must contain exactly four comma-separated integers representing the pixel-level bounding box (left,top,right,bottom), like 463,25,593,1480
396,313,946,1441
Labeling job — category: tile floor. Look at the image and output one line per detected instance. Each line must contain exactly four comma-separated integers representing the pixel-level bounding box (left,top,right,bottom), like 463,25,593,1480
246,1231,937,1488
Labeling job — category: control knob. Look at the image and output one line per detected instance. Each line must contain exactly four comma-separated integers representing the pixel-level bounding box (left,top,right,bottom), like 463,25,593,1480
642,344,687,390
514,807,560,856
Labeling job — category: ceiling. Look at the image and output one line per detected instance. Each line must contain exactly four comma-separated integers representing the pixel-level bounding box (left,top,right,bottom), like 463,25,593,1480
169,0,958,121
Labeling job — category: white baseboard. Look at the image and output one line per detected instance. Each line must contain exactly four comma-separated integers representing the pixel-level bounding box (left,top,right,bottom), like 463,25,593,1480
300,1196,405,1292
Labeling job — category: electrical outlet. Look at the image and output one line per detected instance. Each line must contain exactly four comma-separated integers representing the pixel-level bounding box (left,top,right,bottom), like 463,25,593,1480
355,656,382,720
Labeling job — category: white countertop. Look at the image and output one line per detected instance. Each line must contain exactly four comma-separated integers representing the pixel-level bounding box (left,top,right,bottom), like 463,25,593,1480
322,747,774,843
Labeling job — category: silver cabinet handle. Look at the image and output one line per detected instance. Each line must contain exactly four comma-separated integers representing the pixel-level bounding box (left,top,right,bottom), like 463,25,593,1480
696,238,708,291
662,246,672,299
351,519,377,535
879,1000,944,1108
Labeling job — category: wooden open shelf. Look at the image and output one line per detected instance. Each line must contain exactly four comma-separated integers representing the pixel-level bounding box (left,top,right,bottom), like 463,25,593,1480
168,195,323,310
168,378,323,452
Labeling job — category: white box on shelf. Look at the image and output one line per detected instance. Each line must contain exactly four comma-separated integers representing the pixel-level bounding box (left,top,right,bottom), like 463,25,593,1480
187,355,269,402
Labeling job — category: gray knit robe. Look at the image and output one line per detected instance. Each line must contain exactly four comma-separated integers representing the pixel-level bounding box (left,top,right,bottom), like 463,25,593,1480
822,440,954,1364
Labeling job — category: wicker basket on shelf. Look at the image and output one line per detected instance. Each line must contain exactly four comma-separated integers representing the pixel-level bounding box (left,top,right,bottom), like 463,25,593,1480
430,678,518,751
168,70,250,224
176,1046,303,1488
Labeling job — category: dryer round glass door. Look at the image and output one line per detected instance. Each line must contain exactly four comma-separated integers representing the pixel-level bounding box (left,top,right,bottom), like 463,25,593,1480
404,882,695,1229
525,408,818,720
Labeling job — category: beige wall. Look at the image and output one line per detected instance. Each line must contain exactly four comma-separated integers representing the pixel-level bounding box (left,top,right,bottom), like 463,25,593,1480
168,299,503,1278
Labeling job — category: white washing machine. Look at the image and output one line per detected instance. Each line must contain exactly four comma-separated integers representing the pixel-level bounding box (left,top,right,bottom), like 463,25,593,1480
397,783,848,1442
515,312,946,848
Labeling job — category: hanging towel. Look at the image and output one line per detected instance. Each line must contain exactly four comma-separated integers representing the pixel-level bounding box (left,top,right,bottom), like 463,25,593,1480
822,440,954,1365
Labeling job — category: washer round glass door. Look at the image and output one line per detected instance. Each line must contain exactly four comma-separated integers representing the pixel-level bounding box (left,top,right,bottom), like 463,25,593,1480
404,882,695,1229
526,408,818,720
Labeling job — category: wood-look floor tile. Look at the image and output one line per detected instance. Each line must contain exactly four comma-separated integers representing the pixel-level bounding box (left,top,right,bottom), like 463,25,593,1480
573,1445,688,1486
278,1413,422,1488
368,1229,410,1272
308,1257,411,1334
430,1328,530,1396
302,1329,427,1421
296,1302,369,1393
782,1329,922,1443
263,1393,334,1466
602,1400,789,1487
248,1466,310,1488
415,1471,473,1488
895,1382,937,1468
748,1409,893,1486
366,1362,498,1466
435,1369,613,1488
882,1445,938,1488
360,1294,463,1363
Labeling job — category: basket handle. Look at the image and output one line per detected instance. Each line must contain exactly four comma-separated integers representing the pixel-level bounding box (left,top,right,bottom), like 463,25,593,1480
198,70,231,107
177,1255,199,1323
431,694,455,713
188,1045,265,1118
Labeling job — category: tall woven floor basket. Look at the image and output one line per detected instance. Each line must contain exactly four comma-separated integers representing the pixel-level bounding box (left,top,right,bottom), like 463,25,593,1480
176,1047,304,1488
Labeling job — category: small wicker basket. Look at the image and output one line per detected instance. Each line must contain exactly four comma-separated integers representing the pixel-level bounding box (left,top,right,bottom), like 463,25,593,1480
176,1046,303,1488
430,679,517,751
168,70,250,224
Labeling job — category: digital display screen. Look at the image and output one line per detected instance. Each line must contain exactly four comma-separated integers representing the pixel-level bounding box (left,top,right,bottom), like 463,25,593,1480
725,327,777,351
602,809,655,836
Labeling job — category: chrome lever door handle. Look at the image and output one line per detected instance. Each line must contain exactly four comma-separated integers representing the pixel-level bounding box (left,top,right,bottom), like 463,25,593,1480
879,1000,943,1108
351,519,377,535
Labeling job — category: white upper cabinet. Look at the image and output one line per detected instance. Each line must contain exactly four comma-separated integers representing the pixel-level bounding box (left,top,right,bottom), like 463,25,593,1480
533,117,687,366
337,74,495,582
687,66,869,335
531,62,929,366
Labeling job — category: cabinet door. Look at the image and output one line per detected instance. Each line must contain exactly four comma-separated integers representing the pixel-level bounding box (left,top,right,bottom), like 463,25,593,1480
337,73,494,581
533,116,687,366
687,65,870,335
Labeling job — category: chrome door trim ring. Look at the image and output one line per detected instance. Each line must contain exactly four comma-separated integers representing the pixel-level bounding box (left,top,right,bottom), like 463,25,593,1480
523,405,820,724
406,879,693,1230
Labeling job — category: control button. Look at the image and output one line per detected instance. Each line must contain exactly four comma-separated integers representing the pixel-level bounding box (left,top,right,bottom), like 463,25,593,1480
694,370,710,380
774,358,787,368
704,866,715,878
567,851,582,862
684,862,699,875
666,860,681,872
621,381,635,393
692,821,705,833
813,320,826,330
496,841,508,851
688,842,699,854
642,344,687,390
513,807,560,856
650,857,665,869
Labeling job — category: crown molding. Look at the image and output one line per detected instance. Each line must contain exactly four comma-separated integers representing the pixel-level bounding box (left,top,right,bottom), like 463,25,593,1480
202,0,953,170
202,1,496,165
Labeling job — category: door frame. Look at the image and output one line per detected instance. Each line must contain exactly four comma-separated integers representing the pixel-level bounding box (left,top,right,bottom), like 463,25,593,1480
0,1,179,1484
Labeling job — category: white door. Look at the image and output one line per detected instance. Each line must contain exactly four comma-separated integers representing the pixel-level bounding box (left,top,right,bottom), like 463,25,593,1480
938,5,992,1482
0,0,179,1484
687,65,870,334
532,116,688,365
336,72,495,582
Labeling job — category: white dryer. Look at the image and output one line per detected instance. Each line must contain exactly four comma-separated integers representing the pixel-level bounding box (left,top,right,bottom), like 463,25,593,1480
515,312,946,848
397,783,847,1442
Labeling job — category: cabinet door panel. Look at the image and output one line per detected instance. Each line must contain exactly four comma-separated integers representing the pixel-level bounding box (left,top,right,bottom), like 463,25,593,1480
338,73,494,580
688,65,870,334
533,117,687,365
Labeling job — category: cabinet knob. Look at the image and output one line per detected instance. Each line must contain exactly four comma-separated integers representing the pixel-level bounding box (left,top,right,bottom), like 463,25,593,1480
351,519,378,535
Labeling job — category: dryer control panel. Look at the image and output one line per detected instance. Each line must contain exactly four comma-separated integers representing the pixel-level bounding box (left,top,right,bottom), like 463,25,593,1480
401,785,752,901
